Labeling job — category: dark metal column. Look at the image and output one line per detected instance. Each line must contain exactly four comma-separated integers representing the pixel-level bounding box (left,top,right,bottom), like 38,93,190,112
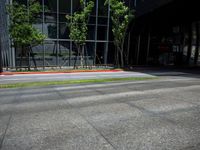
136,34,141,65
104,0,110,65
186,23,192,65
134,0,137,7
69,0,73,66
42,0,45,70
0,36,3,73
56,0,59,67
194,22,199,65
0,1,3,73
94,0,99,65
146,29,151,64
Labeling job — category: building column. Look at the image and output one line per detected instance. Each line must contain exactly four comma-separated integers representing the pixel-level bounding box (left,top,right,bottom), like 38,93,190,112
55,0,59,67
186,23,192,65
194,22,199,65
8,0,15,68
136,34,141,65
104,0,110,65
94,0,99,65
146,28,151,65
42,0,45,70
69,0,73,66
0,36,3,73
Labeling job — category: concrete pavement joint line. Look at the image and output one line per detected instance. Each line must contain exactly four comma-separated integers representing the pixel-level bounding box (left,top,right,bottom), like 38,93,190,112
182,143,200,150
150,72,191,75
126,102,200,136
159,105,200,116
0,85,200,114
65,85,200,105
125,101,178,125
78,114,117,150
0,114,12,150
0,87,21,149
55,90,117,150
95,89,106,95
54,78,198,91
0,77,198,97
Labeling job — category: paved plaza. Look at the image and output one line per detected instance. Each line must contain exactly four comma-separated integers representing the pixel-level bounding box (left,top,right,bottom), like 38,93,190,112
0,70,200,150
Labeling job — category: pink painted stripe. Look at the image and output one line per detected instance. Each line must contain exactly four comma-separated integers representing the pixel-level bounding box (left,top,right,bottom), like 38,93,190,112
0,70,123,75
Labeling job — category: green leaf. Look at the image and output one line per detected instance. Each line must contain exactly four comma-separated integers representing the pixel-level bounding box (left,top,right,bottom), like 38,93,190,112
66,0,94,46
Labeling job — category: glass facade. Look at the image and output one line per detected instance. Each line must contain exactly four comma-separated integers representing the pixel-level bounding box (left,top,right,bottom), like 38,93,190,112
132,0,200,66
5,0,199,68
0,0,14,68
14,0,111,68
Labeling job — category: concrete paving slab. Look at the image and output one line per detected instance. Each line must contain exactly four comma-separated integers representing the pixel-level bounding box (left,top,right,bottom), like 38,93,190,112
130,97,196,114
0,71,200,150
163,108,200,150
166,90,200,105
0,115,11,149
2,109,114,150
77,102,196,150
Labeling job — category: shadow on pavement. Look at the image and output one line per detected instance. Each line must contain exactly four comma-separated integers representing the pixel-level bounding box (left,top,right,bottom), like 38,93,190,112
124,66,200,78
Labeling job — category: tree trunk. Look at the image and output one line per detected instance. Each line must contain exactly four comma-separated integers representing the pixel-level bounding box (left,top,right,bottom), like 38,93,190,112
115,47,119,68
74,45,79,69
27,46,31,71
30,46,37,70
19,46,24,70
120,35,125,68
84,46,88,68
120,50,124,68
125,32,131,66
80,45,84,68
74,55,77,69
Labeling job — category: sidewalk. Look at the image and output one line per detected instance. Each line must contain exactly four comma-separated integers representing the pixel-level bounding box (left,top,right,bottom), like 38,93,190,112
0,69,123,76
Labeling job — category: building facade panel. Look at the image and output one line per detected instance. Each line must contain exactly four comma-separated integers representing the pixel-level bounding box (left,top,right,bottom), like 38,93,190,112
136,0,173,16
2,0,200,68
131,0,200,66
12,0,111,68
0,0,15,68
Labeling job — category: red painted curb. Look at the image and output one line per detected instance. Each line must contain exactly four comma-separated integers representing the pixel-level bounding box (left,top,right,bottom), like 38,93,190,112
0,70,123,75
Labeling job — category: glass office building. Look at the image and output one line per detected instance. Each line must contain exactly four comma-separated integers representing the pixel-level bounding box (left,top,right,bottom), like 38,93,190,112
10,0,105,68
0,0,14,68
3,0,199,68
131,0,200,66
1,0,134,69
12,0,121,68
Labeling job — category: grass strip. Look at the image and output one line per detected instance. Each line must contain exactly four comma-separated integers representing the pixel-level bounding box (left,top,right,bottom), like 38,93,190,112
0,77,157,89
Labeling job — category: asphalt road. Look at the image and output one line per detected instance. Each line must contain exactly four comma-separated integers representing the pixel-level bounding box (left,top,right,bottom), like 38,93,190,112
0,71,200,150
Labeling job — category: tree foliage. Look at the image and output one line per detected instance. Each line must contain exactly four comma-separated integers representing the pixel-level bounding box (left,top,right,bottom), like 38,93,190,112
7,0,45,47
105,0,134,67
66,0,94,68
7,0,45,70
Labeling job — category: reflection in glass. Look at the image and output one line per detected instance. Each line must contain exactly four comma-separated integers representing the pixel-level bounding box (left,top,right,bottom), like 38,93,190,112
14,0,111,67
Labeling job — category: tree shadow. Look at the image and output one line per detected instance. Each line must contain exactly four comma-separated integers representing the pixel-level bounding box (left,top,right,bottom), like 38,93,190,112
123,66,200,79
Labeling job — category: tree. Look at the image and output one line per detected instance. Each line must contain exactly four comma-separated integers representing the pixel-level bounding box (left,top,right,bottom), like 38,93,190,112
7,0,45,70
66,0,94,69
105,0,134,68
